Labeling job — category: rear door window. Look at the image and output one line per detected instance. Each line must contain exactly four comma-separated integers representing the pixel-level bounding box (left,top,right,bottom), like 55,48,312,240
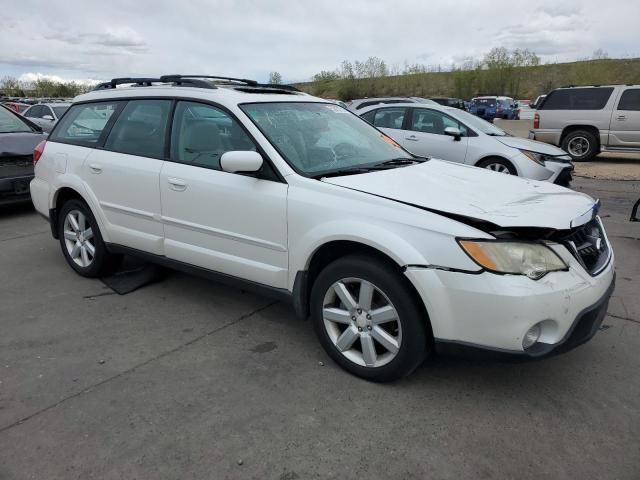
50,102,120,145
25,105,43,118
540,87,614,110
617,89,640,111
104,100,171,158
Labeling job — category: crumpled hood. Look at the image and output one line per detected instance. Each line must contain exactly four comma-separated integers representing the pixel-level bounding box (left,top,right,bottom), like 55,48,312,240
323,159,596,230
496,135,569,157
0,132,47,158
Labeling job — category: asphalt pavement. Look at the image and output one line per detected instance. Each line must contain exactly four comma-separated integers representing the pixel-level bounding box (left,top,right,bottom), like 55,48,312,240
0,173,638,479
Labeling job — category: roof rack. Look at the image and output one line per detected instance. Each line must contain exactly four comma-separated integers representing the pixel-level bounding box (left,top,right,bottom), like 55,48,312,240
160,74,258,87
255,83,300,92
93,76,217,91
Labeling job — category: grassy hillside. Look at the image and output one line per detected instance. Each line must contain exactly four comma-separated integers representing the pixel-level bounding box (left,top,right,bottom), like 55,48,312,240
296,58,640,101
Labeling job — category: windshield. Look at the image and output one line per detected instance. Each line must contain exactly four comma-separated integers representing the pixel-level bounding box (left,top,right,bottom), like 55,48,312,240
0,106,32,133
241,102,410,175
450,109,507,136
53,106,69,118
473,98,496,107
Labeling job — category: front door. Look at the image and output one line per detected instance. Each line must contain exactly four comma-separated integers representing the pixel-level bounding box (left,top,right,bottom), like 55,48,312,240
608,88,640,148
160,101,288,288
401,108,469,163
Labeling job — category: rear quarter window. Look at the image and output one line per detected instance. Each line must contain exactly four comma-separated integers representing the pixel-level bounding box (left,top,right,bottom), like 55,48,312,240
50,102,120,145
617,89,640,111
540,88,614,110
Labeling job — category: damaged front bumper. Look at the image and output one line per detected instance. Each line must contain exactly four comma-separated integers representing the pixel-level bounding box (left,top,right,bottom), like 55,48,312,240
404,243,615,357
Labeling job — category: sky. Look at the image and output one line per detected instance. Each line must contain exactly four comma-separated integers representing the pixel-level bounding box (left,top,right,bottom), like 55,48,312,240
1,0,639,85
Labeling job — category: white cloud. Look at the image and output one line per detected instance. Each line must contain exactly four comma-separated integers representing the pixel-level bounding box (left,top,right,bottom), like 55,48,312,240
17,73,102,86
0,0,638,82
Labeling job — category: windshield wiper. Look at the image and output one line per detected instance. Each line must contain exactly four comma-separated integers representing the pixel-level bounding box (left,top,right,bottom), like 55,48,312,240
375,157,427,167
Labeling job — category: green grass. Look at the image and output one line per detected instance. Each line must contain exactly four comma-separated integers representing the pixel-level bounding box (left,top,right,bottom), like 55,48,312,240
296,58,640,100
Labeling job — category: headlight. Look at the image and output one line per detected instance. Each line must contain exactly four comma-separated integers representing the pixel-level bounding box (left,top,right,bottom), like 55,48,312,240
519,149,546,166
458,240,568,279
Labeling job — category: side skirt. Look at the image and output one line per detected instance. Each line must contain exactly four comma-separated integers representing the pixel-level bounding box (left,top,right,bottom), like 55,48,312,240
105,243,294,305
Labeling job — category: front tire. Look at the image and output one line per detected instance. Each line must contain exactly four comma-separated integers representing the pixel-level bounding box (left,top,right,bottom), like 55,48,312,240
477,157,517,175
58,199,120,277
310,255,429,382
561,130,598,161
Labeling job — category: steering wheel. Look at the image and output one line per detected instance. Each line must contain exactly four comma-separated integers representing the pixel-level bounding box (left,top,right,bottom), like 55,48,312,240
333,142,358,162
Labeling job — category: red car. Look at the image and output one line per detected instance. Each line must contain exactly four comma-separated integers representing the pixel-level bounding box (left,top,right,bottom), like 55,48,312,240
3,102,30,114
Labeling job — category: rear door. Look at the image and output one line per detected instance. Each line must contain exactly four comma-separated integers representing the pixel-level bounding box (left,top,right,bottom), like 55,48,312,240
160,101,288,288
82,99,171,255
401,108,469,162
608,88,640,148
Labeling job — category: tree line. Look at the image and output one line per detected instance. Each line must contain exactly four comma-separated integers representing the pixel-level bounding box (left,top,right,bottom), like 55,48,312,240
303,48,625,101
0,77,93,98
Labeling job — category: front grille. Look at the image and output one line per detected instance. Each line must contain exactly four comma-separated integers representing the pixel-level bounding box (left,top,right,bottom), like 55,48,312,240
0,155,34,179
555,217,610,275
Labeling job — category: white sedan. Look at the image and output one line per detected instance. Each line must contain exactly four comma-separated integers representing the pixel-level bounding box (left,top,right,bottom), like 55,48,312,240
358,102,574,186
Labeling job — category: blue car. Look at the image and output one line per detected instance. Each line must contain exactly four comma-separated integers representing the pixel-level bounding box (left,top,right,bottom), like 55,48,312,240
469,96,520,122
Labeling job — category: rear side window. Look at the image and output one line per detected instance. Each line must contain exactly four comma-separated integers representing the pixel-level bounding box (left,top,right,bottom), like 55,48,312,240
617,89,640,111
171,101,256,170
50,102,120,145
104,100,171,158
540,88,614,110
371,107,406,129
25,105,43,118
360,110,376,124
410,109,468,136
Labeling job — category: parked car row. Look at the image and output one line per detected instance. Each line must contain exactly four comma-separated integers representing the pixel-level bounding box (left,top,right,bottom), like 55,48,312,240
26,75,614,381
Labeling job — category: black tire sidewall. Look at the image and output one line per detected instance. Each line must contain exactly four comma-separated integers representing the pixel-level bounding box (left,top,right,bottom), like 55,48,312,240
562,130,597,162
58,199,112,278
310,255,429,382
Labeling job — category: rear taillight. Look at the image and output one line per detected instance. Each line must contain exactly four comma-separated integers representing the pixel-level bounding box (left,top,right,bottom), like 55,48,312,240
533,113,540,129
496,107,503,113
33,140,46,165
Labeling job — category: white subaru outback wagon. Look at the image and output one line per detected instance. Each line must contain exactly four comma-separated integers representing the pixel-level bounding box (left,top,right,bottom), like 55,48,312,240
30,75,615,382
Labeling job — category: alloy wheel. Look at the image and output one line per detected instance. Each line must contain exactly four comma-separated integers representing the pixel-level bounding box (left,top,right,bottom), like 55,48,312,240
567,136,590,157
484,163,511,174
322,277,402,368
63,210,95,267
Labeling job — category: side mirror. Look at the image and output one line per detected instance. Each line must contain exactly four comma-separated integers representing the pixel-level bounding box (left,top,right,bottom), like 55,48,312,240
220,151,263,173
444,127,462,141
42,115,54,121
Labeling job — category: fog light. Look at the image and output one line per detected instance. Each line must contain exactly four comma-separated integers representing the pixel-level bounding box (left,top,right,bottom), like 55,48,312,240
523,324,542,349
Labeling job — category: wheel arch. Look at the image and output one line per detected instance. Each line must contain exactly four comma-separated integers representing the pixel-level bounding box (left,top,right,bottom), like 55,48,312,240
560,125,601,147
474,155,518,175
292,239,433,341
49,183,108,242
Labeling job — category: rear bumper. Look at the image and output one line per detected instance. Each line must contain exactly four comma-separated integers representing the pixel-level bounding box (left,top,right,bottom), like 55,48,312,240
529,129,562,146
0,174,34,204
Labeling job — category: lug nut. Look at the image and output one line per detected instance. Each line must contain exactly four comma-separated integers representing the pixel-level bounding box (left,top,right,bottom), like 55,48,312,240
357,309,362,314
367,325,372,331
351,316,356,321
366,314,371,320
357,327,362,332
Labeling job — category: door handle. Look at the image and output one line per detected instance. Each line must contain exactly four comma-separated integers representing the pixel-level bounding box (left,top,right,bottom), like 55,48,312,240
167,177,187,191
405,135,419,141
616,115,626,121
88,163,102,174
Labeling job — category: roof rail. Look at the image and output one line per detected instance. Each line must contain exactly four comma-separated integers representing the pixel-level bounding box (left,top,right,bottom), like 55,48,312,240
160,74,258,87
93,76,217,91
94,77,162,90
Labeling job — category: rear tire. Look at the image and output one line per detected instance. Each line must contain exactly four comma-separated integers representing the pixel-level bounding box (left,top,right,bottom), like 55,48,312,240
561,130,598,162
310,254,429,382
477,157,517,175
58,199,121,277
